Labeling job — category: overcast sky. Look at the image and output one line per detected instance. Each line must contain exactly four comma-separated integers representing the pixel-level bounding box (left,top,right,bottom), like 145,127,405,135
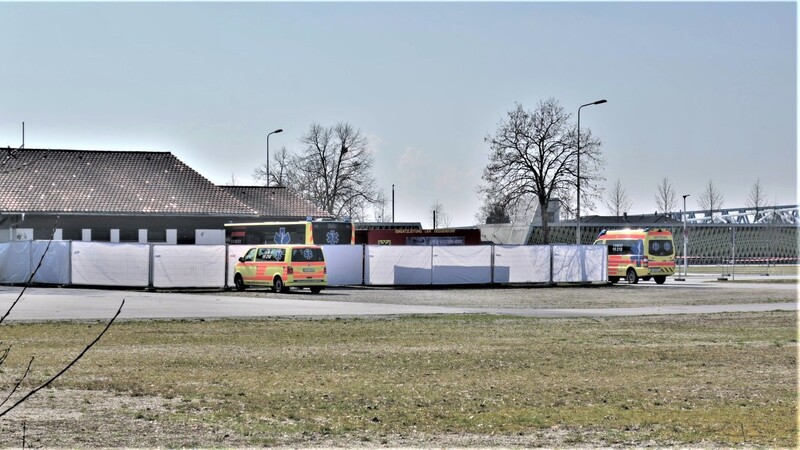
1,2,796,226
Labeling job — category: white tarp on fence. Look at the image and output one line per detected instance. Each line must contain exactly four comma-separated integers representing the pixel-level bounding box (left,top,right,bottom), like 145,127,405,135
226,245,251,287
0,241,71,285
2,241,610,288
493,245,551,283
432,246,492,285
0,242,32,283
322,245,363,286
31,241,71,285
551,245,607,283
366,246,432,285
71,242,150,287
152,245,226,288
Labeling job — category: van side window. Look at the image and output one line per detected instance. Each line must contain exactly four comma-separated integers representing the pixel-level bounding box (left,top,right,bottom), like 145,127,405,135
293,248,324,262
271,249,286,262
607,239,643,256
243,248,257,262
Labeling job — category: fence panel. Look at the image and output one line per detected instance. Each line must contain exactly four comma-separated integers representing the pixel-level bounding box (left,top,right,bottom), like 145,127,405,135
552,244,607,282
493,245,551,283
226,245,252,288
322,245,364,286
31,241,71,285
365,246,432,285
432,246,492,284
0,242,31,283
152,245,226,288
71,242,150,287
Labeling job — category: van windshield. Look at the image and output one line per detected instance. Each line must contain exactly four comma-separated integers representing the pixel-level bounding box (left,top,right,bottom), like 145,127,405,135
649,239,674,257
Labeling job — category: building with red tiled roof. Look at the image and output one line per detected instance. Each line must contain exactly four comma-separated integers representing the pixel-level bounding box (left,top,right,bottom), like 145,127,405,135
0,148,329,244
220,186,330,220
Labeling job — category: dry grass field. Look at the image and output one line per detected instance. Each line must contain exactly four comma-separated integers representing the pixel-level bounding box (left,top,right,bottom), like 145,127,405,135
0,311,796,448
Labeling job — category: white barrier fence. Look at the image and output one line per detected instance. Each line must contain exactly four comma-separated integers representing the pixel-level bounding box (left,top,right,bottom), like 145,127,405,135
0,241,608,288
0,241,71,285
71,242,150,287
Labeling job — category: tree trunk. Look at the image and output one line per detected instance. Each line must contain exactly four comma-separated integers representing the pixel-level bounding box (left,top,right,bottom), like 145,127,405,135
539,199,550,244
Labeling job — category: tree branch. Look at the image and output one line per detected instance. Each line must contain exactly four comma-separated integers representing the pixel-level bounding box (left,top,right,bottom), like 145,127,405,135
0,356,34,410
0,299,125,419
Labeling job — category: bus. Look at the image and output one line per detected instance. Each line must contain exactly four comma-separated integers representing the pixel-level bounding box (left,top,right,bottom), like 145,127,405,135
225,220,355,246
594,228,676,284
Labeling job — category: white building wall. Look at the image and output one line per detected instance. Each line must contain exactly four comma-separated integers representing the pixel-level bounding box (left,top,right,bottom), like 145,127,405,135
12,228,33,241
196,229,225,245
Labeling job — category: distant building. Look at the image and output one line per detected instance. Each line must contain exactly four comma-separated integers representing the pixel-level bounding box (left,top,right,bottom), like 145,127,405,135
354,222,481,245
532,198,562,224
0,148,328,244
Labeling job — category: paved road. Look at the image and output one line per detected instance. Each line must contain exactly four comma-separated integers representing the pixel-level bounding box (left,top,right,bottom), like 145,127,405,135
0,283,796,322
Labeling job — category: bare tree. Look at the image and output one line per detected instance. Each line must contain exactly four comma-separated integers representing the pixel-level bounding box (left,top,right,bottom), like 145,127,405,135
746,178,768,222
604,179,633,216
481,99,604,243
475,200,511,224
654,177,677,214
476,192,537,225
371,190,389,222
697,179,724,220
429,201,451,229
285,122,383,220
252,146,294,187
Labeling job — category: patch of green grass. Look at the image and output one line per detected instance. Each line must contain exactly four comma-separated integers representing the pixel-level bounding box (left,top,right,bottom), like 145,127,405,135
0,312,796,447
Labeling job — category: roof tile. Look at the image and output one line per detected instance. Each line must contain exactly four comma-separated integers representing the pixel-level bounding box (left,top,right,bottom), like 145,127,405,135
0,149,256,216
221,186,330,219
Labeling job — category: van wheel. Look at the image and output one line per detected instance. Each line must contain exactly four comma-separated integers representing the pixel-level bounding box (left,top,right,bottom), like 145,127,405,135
234,274,246,292
626,269,639,284
654,276,666,285
272,276,284,293
310,287,323,294
609,276,620,284
641,276,652,282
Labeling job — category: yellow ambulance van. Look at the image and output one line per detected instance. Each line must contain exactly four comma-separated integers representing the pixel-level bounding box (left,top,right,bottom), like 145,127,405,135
234,245,327,293
594,229,676,284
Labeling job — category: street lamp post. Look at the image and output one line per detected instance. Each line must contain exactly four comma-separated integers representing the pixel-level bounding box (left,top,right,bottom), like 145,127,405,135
333,144,349,216
266,128,283,187
676,194,690,281
576,99,607,245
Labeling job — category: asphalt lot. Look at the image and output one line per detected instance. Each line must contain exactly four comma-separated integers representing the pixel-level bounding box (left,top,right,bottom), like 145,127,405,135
0,274,796,321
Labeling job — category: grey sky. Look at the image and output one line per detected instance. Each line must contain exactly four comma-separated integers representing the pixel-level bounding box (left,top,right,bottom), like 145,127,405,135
1,2,796,226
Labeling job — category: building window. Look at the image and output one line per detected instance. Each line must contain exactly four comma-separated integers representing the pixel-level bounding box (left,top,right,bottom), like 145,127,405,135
92,229,111,242
177,228,195,245
33,228,55,240
119,229,139,242
61,229,82,240
148,229,166,243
